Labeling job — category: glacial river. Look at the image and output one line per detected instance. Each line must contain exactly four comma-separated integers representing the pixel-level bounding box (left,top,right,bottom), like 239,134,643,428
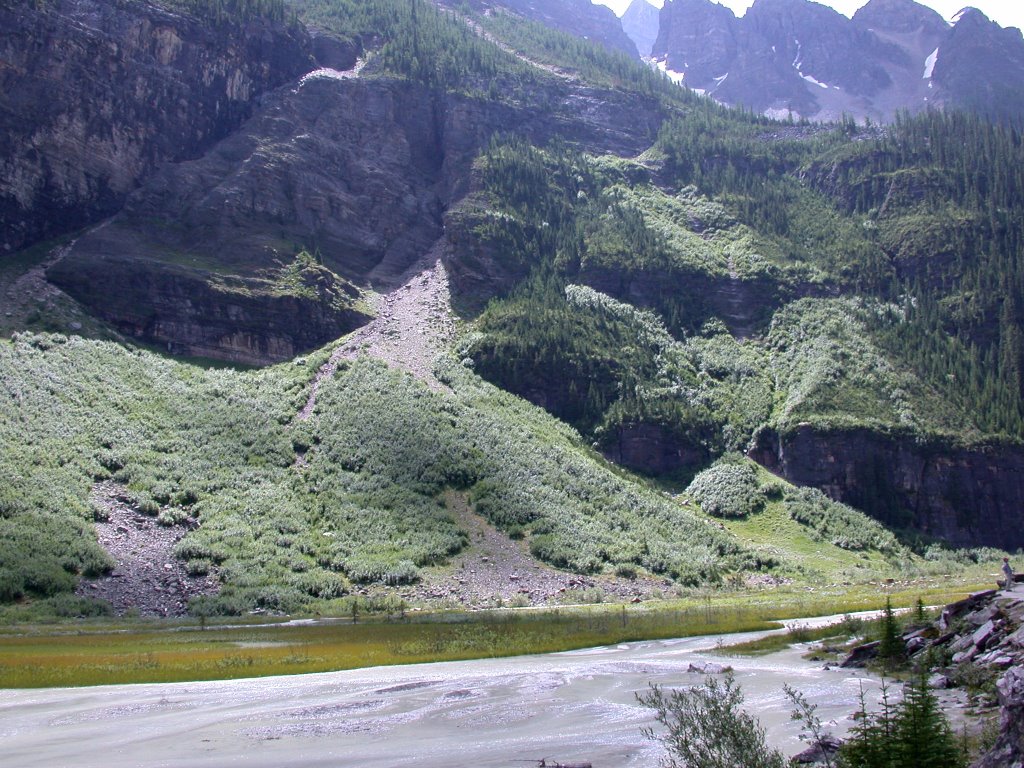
0,614,885,768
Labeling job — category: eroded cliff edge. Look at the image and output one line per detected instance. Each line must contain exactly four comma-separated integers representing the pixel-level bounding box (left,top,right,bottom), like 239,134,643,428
752,425,1024,550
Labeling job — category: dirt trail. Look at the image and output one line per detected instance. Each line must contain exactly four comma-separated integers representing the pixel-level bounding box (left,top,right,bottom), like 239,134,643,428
298,241,457,419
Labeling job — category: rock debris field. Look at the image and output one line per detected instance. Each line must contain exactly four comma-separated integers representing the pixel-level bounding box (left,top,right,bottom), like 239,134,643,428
76,481,218,617
299,247,456,421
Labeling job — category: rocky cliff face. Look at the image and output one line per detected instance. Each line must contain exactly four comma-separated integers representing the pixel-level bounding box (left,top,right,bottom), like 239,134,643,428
56,75,449,285
651,0,1024,123
928,8,1024,125
751,425,1024,550
50,54,667,361
0,0,314,255
47,251,371,366
602,423,708,476
653,0,739,93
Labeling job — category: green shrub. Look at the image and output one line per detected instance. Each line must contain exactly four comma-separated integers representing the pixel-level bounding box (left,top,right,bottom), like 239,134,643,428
687,461,765,519
784,487,902,554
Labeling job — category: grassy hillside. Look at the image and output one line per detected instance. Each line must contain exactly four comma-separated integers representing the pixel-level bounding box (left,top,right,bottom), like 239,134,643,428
4,0,1022,619
6,328,981,616
1,333,764,614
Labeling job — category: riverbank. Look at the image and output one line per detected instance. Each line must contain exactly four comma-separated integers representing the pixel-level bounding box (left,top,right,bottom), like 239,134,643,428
0,616,893,768
0,581,982,688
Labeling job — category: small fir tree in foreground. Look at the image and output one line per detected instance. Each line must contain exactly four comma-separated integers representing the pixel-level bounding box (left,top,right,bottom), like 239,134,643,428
840,677,966,768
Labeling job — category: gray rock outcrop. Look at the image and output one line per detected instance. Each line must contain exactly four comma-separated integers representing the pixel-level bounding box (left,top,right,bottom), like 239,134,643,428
750,426,1024,550
621,0,660,57
0,0,313,254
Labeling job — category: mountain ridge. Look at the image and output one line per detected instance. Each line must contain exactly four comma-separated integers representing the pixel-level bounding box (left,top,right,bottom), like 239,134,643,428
651,0,1024,123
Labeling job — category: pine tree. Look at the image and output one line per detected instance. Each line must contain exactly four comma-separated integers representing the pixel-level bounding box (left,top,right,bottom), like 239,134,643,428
877,597,905,669
841,682,897,768
892,676,965,768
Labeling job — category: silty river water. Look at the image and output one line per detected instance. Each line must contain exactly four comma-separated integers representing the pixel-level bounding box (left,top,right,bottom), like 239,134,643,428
1,613,887,768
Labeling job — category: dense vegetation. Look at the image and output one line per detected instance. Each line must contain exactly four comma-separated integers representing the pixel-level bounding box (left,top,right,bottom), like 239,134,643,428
0,333,760,613
478,9,694,101
5,0,1022,619
464,110,1024,463
685,459,765,519
296,0,534,91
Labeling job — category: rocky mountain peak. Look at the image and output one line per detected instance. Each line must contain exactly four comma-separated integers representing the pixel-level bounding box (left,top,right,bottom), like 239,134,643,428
950,6,992,28
653,0,739,82
651,0,1024,123
851,0,948,36
620,0,660,57
929,5,1024,123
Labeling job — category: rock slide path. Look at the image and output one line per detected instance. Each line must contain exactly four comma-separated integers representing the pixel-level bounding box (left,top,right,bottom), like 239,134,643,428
298,243,456,421
389,493,662,609
297,245,658,608
76,481,218,617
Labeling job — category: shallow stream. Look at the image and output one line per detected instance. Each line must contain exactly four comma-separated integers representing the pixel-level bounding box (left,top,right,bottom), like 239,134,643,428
1,615,885,768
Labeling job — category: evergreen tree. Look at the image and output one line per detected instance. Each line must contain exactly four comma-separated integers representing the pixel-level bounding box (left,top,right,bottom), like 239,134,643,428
892,676,965,768
877,597,905,669
841,683,897,768
839,678,966,768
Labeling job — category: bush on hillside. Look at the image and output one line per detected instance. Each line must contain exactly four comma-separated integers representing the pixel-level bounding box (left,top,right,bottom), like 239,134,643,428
784,486,901,554
686,460,765,519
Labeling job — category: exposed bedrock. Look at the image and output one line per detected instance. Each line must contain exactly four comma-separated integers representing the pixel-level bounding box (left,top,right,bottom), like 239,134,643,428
0,0,314,254
50,67,666,362
751,425,1024,549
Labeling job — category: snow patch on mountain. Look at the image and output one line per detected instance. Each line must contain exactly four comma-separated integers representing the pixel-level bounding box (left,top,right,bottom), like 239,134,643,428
655,58,686,84
923,47,939,79
791,39,836,90
800,72,832,89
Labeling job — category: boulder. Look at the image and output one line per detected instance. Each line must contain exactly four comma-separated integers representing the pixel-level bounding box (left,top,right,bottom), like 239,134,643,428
928,673,950,690
952,646,978,665
906,636,927,654
972,620,998,651
841,640,880,668
792,735,843,765
972,666,1024,768
966,605,999,626
688,661,733,674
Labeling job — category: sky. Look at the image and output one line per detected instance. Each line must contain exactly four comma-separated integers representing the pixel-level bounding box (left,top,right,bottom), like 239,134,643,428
596,0,1024,33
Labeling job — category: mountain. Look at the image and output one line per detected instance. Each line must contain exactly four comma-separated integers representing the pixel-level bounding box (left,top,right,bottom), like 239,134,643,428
651,0,1024,123
3,0,1024,620
456,0,639,57
621,0,661,56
